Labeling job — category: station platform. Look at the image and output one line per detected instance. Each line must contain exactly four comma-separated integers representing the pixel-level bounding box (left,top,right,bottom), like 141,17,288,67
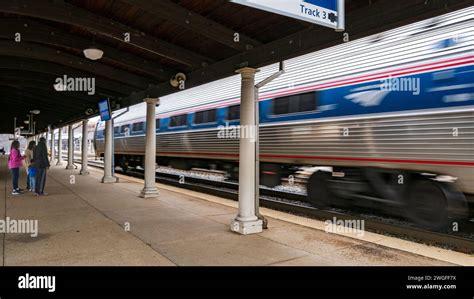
0,157,470,266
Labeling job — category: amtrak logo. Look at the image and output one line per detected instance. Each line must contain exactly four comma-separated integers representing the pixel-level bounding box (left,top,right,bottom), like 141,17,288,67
344,84,390,107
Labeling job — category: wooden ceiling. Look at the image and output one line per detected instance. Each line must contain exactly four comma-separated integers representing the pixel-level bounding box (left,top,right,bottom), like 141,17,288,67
0,0,471,134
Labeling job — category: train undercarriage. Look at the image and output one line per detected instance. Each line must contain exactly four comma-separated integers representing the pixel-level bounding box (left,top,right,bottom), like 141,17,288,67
110,153,471,231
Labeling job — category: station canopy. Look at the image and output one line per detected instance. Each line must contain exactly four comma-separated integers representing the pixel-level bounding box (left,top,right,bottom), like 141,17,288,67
0,0,471,134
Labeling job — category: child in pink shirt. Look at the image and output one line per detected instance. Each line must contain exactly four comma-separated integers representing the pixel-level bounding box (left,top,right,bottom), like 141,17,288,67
8,140,26,195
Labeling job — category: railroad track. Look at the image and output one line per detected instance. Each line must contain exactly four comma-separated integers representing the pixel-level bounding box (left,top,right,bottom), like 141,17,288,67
77,159,474,254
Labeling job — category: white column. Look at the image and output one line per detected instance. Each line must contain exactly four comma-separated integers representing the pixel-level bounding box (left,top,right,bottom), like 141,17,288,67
230,67,263,235
140,98,159,198
50,129,55,164
101,119,117,183
66,125,74,170
56,128,63,165
80,120,90,175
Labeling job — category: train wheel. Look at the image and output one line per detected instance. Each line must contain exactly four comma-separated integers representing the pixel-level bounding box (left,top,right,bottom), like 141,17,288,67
406,178,449,231
307,171,332,208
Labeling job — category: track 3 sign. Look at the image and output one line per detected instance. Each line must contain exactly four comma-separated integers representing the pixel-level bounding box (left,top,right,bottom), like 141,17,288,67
231,0,344,31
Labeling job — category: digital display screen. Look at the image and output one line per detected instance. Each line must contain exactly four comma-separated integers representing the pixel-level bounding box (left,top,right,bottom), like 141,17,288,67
98,98,111,121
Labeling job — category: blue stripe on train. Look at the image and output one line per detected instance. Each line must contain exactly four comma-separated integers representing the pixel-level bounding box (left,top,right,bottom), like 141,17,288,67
96,65,474,139
259,64,474,123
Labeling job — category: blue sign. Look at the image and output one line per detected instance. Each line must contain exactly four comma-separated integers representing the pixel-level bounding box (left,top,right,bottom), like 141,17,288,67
304,0,337,11
98,98,112,122
232,0,344,31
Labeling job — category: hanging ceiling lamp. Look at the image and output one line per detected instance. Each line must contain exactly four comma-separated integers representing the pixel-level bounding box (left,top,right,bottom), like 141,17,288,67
83,47,104,60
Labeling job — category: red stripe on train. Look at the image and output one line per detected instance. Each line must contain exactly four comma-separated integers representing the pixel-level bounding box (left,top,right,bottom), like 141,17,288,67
158,151,474,166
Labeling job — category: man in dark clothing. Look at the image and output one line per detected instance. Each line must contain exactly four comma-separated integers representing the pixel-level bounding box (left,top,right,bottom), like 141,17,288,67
33,137,50,196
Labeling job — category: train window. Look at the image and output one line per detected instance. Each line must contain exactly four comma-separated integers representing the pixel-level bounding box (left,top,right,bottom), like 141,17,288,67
120,125,130,134
155,119,160,131
114,126,120,135
272,92,317,115
97,130,104,137
194,109,217,124
132,122,145,132
227,104,240,120
170,114,187,127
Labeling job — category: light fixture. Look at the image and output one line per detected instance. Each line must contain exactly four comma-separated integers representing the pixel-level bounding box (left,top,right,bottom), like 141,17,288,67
30,110,40,115
83,47,104,60
24,120,30,124
170,72,187,88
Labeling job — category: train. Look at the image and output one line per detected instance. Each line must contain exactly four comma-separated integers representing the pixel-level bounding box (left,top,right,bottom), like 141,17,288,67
95,7,474,230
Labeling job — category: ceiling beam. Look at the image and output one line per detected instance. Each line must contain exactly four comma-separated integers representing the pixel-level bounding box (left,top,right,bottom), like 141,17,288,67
0,41,151,89
0,86,95,112
0,81,114,107
0,85,104,131
0,70,125,99
0,80,101,104
0,93,81,116
122,0,262,52
0,57,135,95
0,91,95,131
0,18,176,81
0,103,77,132
0,93,81,129
0,0,214,69
122,0,473,106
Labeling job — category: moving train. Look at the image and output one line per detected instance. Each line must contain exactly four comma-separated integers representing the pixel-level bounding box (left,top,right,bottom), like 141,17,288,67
95,8,474,230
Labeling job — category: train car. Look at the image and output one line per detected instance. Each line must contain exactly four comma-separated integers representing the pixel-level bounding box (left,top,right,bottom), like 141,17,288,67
95,8,473,230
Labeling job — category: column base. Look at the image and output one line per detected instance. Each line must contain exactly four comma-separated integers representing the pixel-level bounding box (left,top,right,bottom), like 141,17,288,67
56,160,63,166
101,175,117,183
230,218,263,235
66,165,75,170
140,187,159,199
80,169,90,175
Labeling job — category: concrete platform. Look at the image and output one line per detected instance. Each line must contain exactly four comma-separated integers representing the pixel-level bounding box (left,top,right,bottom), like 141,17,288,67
0,157,467,266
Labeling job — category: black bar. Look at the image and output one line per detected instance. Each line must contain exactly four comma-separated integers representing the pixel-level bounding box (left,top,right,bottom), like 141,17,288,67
0,267,472,298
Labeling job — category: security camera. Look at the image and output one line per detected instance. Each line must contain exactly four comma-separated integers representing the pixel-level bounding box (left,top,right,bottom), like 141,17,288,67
85,108,94,115
170,72,186,88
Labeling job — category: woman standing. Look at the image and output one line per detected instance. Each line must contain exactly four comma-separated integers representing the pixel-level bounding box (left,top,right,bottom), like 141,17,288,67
24,141,36,191
33,137,50,196
8,140,26,195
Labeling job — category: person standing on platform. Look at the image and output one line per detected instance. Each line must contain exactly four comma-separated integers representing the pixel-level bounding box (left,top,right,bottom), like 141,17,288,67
8,140,26,195
33,137,50,196
24,140,36,192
